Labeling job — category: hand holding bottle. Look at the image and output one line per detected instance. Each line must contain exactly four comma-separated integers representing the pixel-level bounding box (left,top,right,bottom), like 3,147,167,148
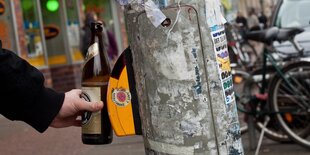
50,89,103,128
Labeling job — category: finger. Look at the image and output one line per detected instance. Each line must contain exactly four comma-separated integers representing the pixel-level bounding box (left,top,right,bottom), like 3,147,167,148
76,100,104,112
50,115,81,128
77,111,84,116
72,89,82,95
73,120,82,127
58,120,80,128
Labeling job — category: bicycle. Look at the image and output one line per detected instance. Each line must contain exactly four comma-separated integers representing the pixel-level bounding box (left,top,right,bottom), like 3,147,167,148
236,26,310,149
225,23,259,70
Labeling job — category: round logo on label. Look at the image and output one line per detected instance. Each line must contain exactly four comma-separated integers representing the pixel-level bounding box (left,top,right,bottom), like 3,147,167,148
81,92,91,102
81,92,92,125
112,88,131,107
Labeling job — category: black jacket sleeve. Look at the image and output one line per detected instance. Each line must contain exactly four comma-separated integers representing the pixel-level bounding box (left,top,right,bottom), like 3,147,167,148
0,40,64,133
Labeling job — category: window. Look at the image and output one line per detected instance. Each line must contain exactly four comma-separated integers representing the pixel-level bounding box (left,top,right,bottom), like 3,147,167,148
83,0,113,30
0,0,18,52
21,0,46,67
41,0,68,66
275,0,310,28
65,0,83,62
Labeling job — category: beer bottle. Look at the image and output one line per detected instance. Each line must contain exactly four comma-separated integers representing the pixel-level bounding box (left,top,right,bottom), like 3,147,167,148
81,22,113,145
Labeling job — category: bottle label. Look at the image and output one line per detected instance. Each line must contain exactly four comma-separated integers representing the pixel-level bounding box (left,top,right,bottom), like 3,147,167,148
81,87,102,134
85,42,99,62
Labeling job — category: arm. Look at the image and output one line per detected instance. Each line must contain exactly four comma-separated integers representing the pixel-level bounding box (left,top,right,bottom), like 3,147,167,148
0,41,103,133
0,40,64,132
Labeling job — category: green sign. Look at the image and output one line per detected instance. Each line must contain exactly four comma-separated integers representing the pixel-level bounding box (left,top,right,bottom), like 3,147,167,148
46,0,59,12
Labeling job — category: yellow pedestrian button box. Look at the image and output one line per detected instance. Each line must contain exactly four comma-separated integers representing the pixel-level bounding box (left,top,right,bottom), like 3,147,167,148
107,47,142,136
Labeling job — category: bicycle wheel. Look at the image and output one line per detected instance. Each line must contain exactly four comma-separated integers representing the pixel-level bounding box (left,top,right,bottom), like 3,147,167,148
232,69,250,134
269,61,310,149
243,67,292,142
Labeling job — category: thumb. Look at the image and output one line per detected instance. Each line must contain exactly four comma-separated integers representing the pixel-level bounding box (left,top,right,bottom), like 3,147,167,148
77,100,104,112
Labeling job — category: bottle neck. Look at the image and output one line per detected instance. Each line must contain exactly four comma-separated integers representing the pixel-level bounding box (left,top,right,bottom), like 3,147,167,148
96,32,111,73
86,22,111,73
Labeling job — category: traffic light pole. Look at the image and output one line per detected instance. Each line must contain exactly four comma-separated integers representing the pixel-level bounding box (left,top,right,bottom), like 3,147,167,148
121,0,244,154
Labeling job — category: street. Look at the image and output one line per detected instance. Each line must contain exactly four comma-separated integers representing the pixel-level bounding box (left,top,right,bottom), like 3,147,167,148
0,116,309,155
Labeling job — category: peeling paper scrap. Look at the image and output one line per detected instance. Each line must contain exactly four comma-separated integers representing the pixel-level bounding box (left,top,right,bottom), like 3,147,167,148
220,13,227,24
116,0,129,5
116,0,144,5
205,0,214,27
145,0,167,27
214,0,222,25
148,139,195,155
205,0,227,27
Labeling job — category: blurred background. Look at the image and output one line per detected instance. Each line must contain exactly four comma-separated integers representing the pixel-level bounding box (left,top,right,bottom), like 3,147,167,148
0,0,277,92
0,0,127,91
1,0,310,154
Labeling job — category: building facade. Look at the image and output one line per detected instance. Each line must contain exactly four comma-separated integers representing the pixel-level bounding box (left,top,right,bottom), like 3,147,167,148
0,0,127,91
237,0,278,18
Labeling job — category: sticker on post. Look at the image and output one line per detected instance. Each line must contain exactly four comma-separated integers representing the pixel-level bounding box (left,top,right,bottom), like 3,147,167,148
112,88,132,107
144,0,166,27
205,0,227,27
116,0,144,5
116,0,129,5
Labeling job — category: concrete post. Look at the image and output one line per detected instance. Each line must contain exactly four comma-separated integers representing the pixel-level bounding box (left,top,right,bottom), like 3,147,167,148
121,0,244,154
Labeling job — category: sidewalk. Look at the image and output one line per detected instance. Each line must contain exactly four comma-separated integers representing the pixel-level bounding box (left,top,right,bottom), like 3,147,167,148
242,132,309,155
0,118,309,155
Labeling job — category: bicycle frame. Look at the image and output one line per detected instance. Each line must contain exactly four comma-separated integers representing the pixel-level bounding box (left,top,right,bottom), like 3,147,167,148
249,44,310,116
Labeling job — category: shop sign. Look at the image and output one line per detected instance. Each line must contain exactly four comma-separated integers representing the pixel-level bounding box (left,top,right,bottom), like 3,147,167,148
0,1,5,15
44,25,59,39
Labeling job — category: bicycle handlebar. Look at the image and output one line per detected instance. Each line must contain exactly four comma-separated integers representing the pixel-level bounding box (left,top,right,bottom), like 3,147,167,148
290,37,304,56
245,27,305,55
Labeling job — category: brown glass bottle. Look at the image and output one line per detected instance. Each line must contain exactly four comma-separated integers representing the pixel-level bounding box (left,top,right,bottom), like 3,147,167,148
81,22,113,145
